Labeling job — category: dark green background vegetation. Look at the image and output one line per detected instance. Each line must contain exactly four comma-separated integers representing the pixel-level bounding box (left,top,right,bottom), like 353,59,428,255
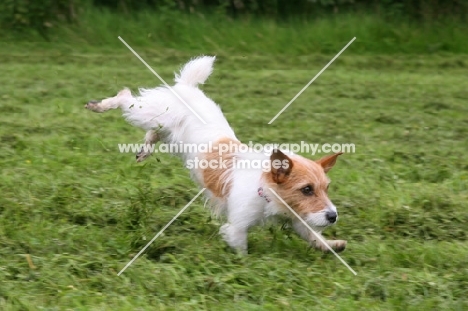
1,0,468,54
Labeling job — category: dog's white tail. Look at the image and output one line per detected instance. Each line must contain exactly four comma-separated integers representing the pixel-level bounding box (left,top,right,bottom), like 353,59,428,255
174,56,216,87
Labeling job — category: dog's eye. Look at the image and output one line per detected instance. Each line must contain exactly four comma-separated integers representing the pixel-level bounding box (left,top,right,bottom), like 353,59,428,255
301,185,314,196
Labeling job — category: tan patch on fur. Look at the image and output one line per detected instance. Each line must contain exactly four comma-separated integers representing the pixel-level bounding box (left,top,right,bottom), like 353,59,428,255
202,137,242,199
264,155,331,215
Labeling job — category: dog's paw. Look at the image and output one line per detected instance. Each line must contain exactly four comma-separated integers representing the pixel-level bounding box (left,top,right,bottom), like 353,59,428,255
85,100,101,112
314,239,347,253
220,223,248,255
136,148,151,162
330,240,347,253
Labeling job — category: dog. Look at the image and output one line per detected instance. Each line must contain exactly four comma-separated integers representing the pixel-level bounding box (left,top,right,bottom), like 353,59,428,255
85,56,346,254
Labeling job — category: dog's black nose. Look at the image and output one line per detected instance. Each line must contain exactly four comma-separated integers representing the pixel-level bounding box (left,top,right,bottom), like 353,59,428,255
326,211,337,223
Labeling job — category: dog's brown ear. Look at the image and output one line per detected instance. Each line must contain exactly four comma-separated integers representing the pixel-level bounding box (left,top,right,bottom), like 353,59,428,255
316,152,343,173
270,149,294,184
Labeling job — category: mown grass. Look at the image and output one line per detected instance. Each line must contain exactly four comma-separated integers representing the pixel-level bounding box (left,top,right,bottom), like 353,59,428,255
1,18,468,309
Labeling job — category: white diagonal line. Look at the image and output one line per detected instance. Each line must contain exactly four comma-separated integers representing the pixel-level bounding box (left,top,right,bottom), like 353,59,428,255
117,188,206,276
268,37,356,124
118,36,207,124
268,188,357,275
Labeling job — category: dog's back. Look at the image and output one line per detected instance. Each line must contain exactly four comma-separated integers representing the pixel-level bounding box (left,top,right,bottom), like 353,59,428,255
120,56,237,147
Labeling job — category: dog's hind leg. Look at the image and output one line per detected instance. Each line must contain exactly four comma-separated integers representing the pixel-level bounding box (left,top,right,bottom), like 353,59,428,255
85,88,132,113
136,130,160,162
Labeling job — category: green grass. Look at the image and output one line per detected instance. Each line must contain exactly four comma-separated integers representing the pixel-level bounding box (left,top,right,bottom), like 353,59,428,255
1,37,468,309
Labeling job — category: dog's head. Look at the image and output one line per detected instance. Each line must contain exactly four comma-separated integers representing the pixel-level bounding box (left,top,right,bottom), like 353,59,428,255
267,149,342,228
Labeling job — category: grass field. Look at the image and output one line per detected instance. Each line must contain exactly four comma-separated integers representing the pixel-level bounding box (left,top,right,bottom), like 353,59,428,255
1,37,467,310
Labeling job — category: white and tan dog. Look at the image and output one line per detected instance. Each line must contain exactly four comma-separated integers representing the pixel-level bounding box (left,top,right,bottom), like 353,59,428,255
85,56,346,253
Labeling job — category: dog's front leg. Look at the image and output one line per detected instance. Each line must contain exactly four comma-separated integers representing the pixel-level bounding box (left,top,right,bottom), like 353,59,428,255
136,130,159,162
292,219,347,253
220,223,248,254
